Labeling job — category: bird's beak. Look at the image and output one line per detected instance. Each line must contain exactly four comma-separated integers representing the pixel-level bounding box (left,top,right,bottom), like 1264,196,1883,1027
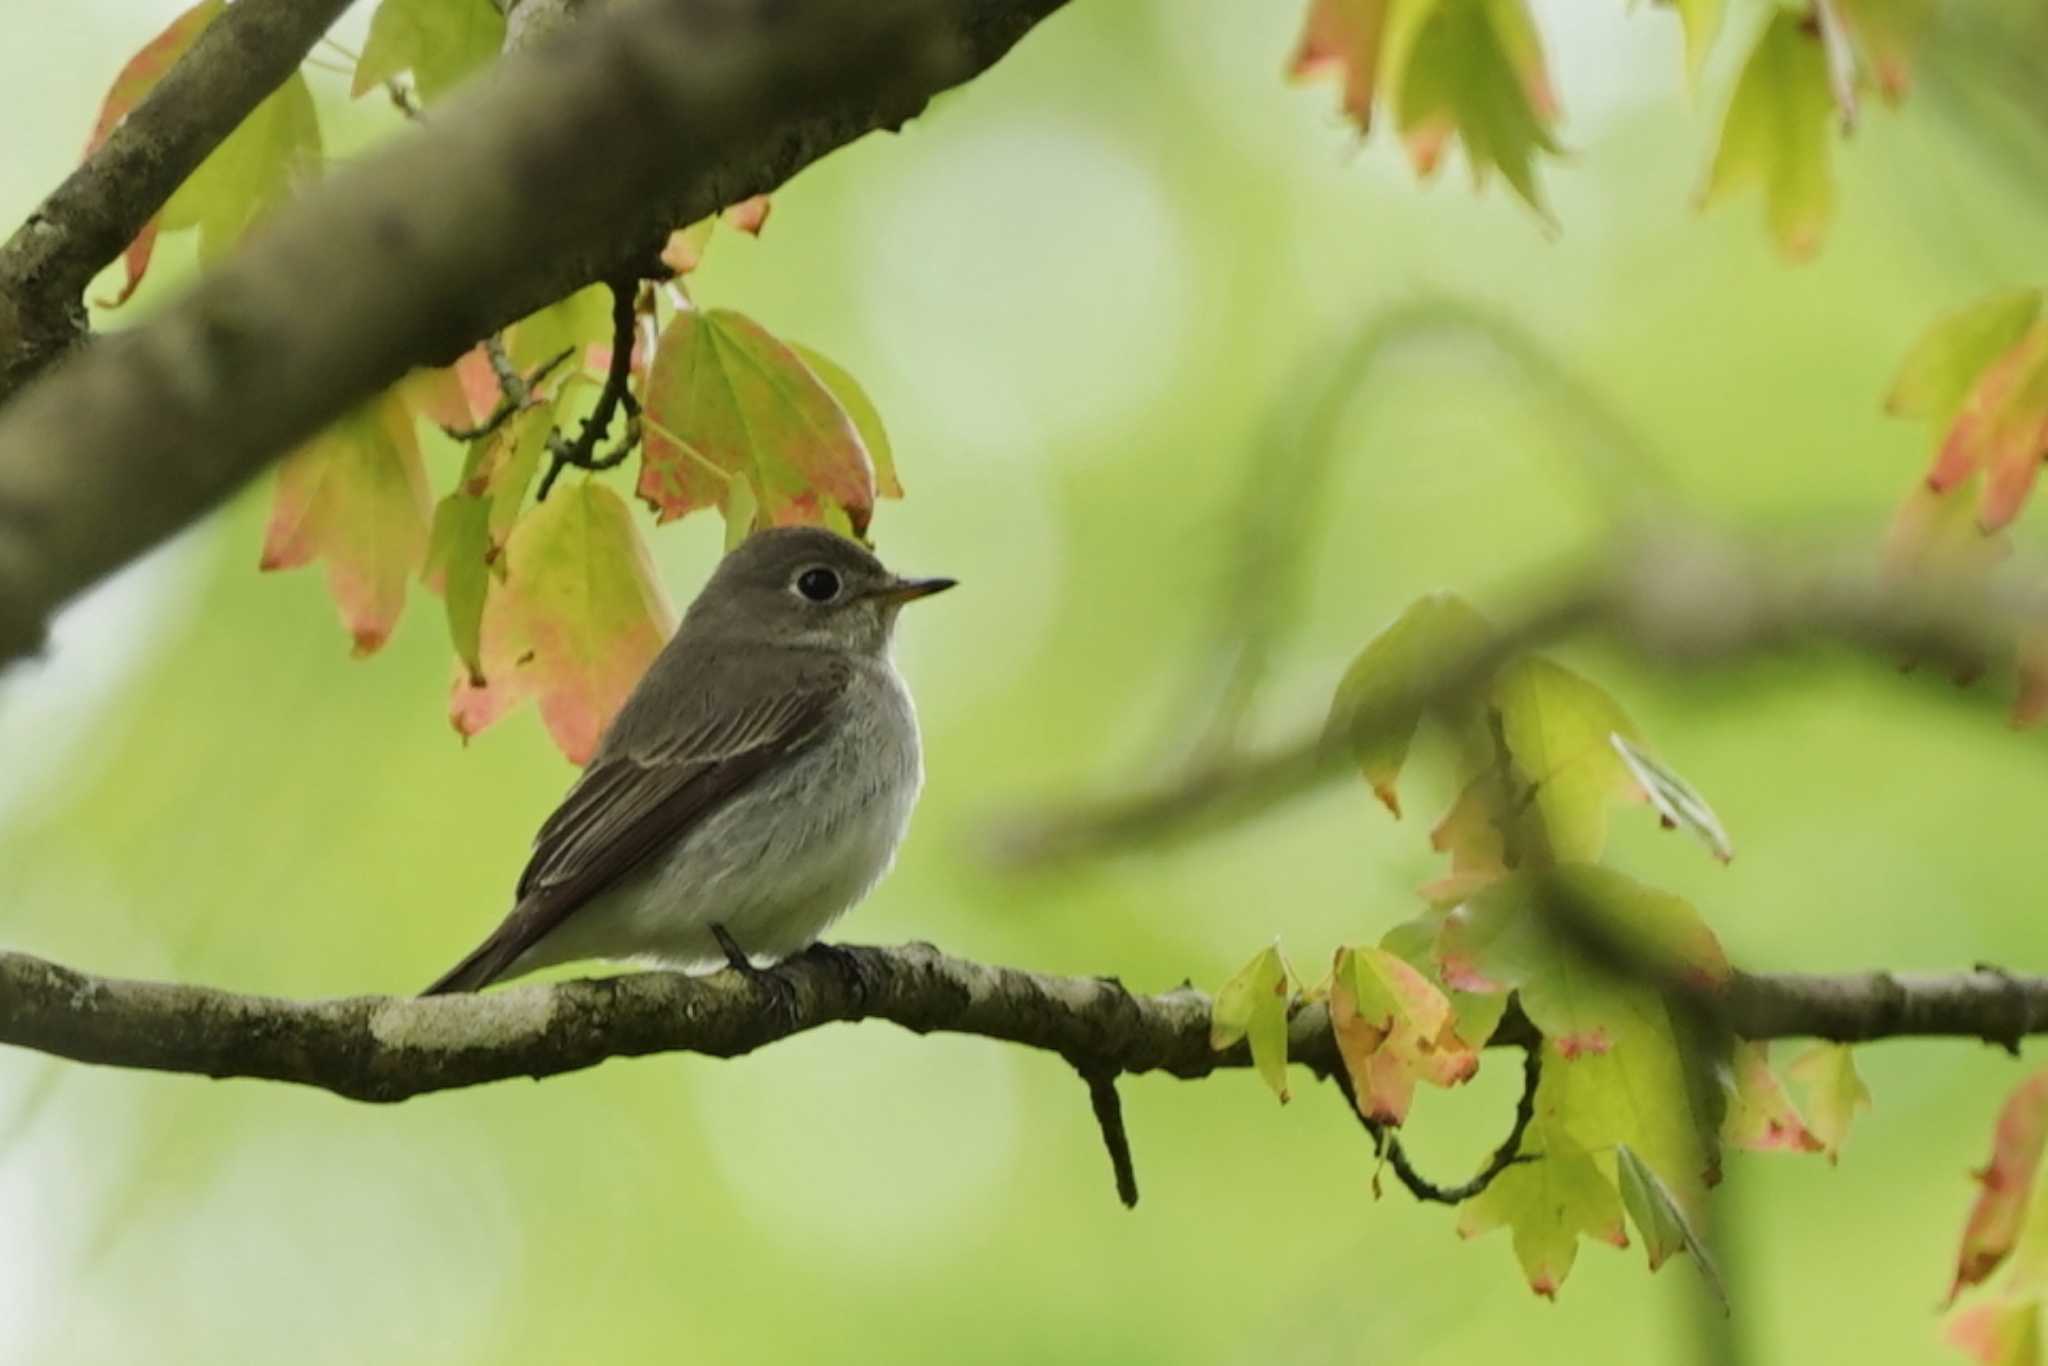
873,576,958,605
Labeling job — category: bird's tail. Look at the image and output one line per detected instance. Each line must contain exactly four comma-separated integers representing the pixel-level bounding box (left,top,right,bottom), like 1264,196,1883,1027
420,928,525,995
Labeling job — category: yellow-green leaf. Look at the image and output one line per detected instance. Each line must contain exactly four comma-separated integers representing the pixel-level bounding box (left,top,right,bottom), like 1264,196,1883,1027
1211,944,1293,1103
1700,11,1836,261
1785,1042,1872,1163
1383,0,1562,213
1458,1114,1626,1299
353,0,504,101
1488,655,1642,864
1439,865,1730,1058
1889,289,2046,430
1327,592,1495,817
1617,1142,1728,1305
161,70,322,262
424,492,491,682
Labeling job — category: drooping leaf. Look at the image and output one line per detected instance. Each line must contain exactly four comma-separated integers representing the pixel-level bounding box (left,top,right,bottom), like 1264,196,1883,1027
1916,323,2048,533
1211,944,1293,1103
449,483,675,763
1611,733,1735,863
1950,1071,2048,1304
1327,593,1495,817
1888,289,2045,430
1288,0,1393,128
83,0,224,307
1700,11,1836,261
1785,1043,1871,1164
1382,0,1563,212
1617,1142,1728,1305
353,0,505,101
639,307,878,537
160,69,322,262
1486,655,1645,864
788,342,902,499
1329,945,1478,1125
1720,1041,1825,1154
424,492,491,683
260,391,431,656
1458,1087,1628,1298
1439,865,1729,1056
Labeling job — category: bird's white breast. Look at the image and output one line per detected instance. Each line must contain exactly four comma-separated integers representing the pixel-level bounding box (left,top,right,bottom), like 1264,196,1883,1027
525,658,924,973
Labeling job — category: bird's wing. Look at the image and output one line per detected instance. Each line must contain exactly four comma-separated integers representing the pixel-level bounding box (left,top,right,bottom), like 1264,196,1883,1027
421,664,849,994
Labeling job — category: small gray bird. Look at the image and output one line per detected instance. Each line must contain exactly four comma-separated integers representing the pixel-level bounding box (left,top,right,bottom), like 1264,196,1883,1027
423,525,953,994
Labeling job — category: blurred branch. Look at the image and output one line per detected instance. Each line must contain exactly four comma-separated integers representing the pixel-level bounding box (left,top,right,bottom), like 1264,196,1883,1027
987,529,2044,868
0,0,1070,667
0,0,354,397
0,946,2044,1105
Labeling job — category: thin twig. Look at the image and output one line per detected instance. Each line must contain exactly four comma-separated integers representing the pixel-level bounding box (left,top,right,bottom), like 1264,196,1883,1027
1075,1064,1139,1208
441,342,575,443
1328,1044,1541,1205
536,277,641,500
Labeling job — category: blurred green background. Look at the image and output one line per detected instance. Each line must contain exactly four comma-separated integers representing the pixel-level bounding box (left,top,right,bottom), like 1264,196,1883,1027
3,0,2046,1361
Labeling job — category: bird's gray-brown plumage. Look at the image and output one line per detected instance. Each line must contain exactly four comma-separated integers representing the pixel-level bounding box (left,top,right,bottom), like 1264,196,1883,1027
423,526,951,995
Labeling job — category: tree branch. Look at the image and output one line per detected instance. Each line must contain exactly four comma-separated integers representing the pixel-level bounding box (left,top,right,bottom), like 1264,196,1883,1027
0,0,354,397
1,945,2043,1105
987,533,2048,867
0,0,1070,666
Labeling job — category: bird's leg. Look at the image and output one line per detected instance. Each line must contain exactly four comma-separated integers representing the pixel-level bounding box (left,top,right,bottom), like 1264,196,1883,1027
800,941,874,1011
711,923,800,1028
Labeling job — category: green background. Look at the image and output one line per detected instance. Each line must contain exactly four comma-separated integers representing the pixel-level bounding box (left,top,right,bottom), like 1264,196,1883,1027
2,0,2044,1361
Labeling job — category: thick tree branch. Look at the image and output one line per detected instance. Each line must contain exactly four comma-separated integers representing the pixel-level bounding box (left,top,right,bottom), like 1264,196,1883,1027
0,0,354,397
0,946,2042,1105
0,0,1069,666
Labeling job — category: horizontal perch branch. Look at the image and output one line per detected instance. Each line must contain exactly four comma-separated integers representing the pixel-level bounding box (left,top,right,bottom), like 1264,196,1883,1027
1,944,2042,1104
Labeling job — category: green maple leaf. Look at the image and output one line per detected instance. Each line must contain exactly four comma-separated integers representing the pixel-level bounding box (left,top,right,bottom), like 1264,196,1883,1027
353,0,505,101
1700,10,1836,261
1458,1104,1626,1298
1211,944,1293,1103
161,70,322,262
1326,592,1495,817
1384,0,1562,213
1437,864,1728,1061
260,392,431,657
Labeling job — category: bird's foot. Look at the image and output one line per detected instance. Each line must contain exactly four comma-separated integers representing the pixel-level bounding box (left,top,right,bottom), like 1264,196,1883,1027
801,941,874,1011
711,923,800,1029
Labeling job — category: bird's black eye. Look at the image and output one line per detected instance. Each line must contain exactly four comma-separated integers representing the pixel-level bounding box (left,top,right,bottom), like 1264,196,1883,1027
795,566,841,603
